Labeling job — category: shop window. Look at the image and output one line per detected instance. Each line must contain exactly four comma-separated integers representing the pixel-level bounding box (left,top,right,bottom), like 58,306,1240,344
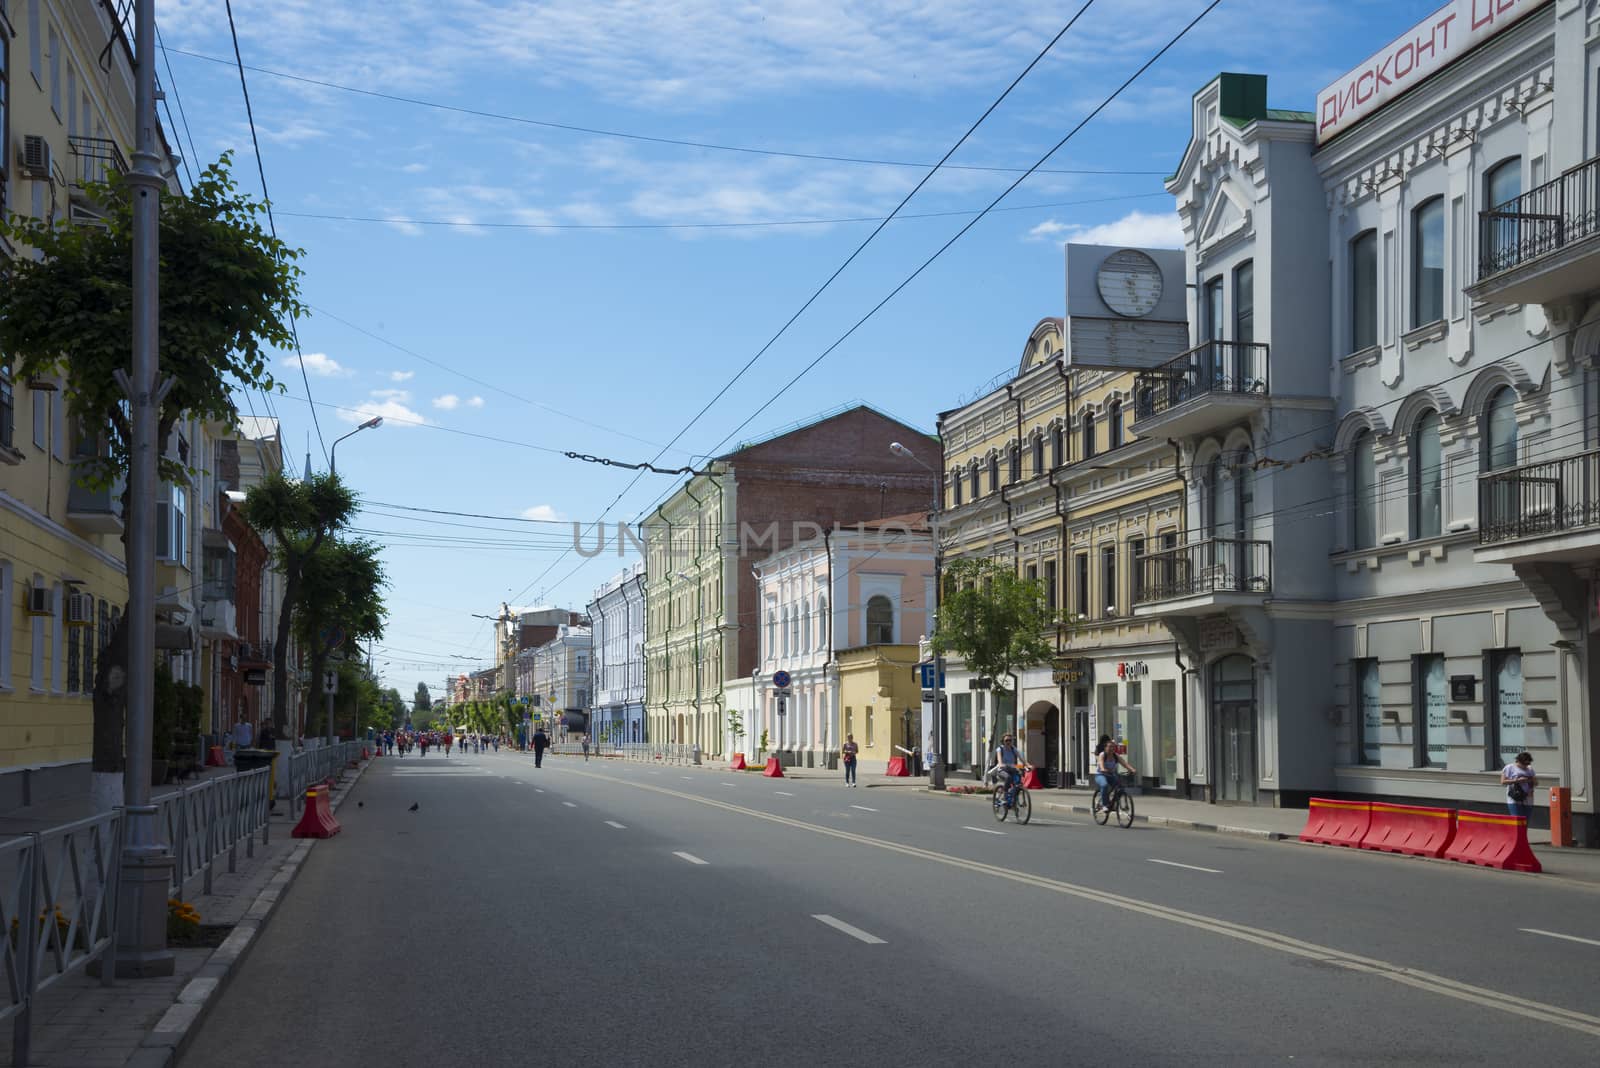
1154,680,1177,787
1350,230,1378,351
866,595,893,645
1411,196,1445,328
1413,654,1447,768
1487,649,1524,771
1351,430,1377,549
1356,658,1381,765
1411,410,1442,539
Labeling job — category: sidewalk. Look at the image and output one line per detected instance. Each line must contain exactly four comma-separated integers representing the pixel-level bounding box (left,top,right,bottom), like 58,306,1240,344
0,756,372,1067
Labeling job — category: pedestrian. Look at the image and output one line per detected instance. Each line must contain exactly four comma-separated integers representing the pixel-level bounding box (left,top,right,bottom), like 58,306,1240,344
233,716,253,751
1502,751,1538,820
493,736,499,753
842,734,859,787
533,727,549,768
582,736,591,762
258,720,277,750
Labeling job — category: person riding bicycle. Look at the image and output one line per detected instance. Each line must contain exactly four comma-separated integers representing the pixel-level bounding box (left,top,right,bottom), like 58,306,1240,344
1094,734,1136,812
994,733,1023,804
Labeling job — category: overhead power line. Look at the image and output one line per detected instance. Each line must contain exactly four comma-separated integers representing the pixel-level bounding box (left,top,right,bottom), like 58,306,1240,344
163,45,1168,178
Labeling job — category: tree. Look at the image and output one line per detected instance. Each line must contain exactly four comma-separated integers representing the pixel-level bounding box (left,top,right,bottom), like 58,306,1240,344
413,683,432,714
0,155,305,787
931,557,1056,703
242,473,360,737
294,537,386,738
727,709,745,752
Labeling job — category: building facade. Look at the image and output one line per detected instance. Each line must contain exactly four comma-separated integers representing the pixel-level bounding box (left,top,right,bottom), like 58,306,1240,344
588,563,646,744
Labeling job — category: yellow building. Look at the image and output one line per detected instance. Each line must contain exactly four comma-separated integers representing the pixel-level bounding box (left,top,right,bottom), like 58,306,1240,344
1,3,179,802
836,643,923,773
936,312,1188,790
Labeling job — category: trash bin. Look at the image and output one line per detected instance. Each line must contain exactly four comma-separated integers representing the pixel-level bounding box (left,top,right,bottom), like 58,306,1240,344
233,748,281,803
692,745,703,766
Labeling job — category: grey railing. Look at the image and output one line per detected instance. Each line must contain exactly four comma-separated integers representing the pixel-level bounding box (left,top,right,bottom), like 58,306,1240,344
152,766,272,897
1132,340,1269,423
1135,537,1272,605
1479,448,1600,545
286,741,362,815
1479,155,1600,280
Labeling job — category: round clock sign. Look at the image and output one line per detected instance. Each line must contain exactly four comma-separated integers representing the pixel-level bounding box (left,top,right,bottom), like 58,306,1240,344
1096,248,1164,318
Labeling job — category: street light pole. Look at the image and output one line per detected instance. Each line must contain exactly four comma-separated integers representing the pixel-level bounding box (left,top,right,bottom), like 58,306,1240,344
891,442,945,790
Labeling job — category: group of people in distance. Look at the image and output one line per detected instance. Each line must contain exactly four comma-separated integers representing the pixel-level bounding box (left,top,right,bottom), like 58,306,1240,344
377,729,503,757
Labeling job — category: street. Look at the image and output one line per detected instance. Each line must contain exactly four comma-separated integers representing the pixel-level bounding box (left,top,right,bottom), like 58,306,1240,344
186,753,1600,1066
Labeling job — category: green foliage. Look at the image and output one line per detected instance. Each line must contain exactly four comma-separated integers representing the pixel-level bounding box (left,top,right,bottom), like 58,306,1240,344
293,537,387,653
727,709,744,741
151,662,202,763
759,728,769,753
931,557,1057,697
413,682,432,713
0,154,303,489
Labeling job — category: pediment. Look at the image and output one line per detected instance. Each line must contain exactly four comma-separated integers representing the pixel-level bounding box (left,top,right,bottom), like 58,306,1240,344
1198,180,1251,252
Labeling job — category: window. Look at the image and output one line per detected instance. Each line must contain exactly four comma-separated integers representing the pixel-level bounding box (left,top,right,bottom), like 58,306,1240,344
866,595,894,645
0,366,13,450
1050,426,1064,469
816,596,827,649
1411,196,1445,327
1101,544,1117,617
1203,277,1224,340
1351,430,1377,549
1024,563,1037,585
1108,401,1124,449
1073,553,1088,618
0,561,10,689
1484,157,1522,269
66,606,80,693
1008,444,1020,484
1043,558,1057,614
32,389,45,449
157,483,188,565
969,462,979,500
950,469,962,507
987,454,999,494
1129,536,1145,603
1487,649,1524,770
1031,434,1044,476
47,24,58,117
1233,260,1254,345
1082,412,1096,460
29,579,45,691
1351,230,1378,351
1411,410,1442,539
1484,386,1518,472
1413,654,1446,768
50,581,63,693
28,0,40,82
1356,658,1381,765
865,706,874,747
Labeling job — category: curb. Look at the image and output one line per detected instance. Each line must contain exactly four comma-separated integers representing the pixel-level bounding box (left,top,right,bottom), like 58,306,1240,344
129,758,374,1068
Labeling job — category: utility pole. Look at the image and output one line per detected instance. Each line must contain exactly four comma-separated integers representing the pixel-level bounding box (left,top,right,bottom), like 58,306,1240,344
113,0,175,977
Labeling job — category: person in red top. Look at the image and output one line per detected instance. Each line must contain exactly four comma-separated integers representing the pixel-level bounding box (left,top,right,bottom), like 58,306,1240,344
444,733,453,757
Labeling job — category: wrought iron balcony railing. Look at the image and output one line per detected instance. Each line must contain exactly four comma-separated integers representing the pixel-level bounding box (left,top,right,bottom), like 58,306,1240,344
66,136,128,188
1132,340,1269,423
1479,449,1600,545
1134,536,1272,606
1479,155,1600,280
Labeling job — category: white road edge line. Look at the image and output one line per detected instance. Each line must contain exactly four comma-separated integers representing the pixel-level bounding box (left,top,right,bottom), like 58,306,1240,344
721,782,737,787
562,801,578,808
673,851,708,865
962,826,1006,835
850,805,878,812
812,914,886,945
605,820,627,830
1148,858,1223,874
1521,928,1600,948
774,791,794,796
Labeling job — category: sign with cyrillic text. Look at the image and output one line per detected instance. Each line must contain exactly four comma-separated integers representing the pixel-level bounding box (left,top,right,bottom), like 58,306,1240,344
1316,0,1542,144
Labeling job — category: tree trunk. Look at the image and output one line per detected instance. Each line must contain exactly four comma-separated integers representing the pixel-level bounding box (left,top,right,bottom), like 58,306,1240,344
90,606,130,812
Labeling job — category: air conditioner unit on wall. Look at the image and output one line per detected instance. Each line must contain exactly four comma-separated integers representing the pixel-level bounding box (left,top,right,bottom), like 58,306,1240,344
66,592,95,627
26,585,52,616
21,136,51,179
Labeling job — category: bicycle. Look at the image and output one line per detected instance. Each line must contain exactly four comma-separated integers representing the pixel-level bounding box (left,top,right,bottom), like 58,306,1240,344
991,766,1032,825
1092,774,1135,828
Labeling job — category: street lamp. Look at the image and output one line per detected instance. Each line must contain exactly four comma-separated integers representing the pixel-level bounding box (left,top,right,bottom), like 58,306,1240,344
890,441,946,789
330,415,382,475
677,571,702,759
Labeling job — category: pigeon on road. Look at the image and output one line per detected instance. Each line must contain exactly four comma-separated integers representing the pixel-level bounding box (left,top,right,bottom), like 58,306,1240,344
409,802,419,812
357,801,364,808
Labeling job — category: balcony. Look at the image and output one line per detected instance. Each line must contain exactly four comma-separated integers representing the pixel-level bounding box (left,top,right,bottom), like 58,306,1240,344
199,597,238,640
1469,155,1600,306
66,480,124,534
66,136,127,204
1132,537,1272,617
1130,340,1269,439
1476,449,1600,565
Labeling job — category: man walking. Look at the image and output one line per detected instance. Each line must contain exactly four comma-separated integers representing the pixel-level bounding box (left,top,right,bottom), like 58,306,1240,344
582,735,591,762
533,727,549,768
842,734,859,787
233,715,253,751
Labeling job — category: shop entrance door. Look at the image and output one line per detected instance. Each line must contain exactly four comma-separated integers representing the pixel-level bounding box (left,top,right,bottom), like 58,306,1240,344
1211,654,1257,804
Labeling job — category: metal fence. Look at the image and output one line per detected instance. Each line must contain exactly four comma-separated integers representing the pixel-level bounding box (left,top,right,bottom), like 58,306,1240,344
286,741,362,816
1479,155,1600,280
1479,448,1600,545
153,767,273,897
1131,340,1270,423
1135,537,1273,605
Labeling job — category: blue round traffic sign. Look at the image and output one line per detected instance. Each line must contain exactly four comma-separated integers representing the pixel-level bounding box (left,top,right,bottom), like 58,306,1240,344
773,670,791,689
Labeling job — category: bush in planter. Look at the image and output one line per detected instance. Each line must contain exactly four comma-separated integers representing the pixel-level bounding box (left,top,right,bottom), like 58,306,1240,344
152,662,179,780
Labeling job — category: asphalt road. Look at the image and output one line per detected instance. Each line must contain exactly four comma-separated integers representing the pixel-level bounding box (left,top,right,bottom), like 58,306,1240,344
185,750,1600,1067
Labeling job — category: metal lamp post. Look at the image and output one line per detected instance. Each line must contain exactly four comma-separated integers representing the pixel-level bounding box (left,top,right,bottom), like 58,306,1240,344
329,415,382,476
890,442,945,790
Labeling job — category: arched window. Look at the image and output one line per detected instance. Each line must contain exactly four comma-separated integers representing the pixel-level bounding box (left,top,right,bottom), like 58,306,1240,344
1008,444,1021,483
816,595,828,650
1050,426,1064,468
951,469,962,507
802,603,811,652
1108,401,1124,449
1484,157,1522,273
866,595,894,645
1233,449,1254,539
969,461,980,500
1484,386,1518,471
987,454,1000,494
1031,433,1044,477
1412,196,1445,328
1352,430,1377,549
1351,230,1378,351
1411,410,1442,539
1082,412,1096,460
781,606,790,659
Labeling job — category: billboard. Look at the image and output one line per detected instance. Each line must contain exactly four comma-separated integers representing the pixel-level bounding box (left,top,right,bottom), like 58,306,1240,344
1063,244,1188,370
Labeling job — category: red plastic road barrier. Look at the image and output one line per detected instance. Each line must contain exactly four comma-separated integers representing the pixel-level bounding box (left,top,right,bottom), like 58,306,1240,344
206,746,226,767
1359,802,1456,858
1299,798,1371,847
886,757,909,777
1442,811,1541,872
730,753,747,770
361,747,371,759
1021,767,1045,790
762,757,785,778
291,787,342,838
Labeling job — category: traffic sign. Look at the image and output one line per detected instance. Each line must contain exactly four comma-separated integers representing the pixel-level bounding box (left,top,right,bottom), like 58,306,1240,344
772,670,791,689
322,670,338,695
320,626,346,652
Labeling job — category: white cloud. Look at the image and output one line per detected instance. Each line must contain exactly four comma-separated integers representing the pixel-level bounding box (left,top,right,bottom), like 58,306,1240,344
284,351,352,378
400,162,429,174
519,504,562,522
1026,210,1183,249
432,394,461,410
387,370,415,382
338,389,428,427
466,396,485,408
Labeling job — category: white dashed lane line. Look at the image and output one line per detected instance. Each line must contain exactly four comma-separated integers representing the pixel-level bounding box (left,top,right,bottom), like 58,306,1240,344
604,820,627,829
562,801,578,808
774,791,794,797
850,805,878,812
673,851,708,865
812,914,886,945
962,826,1006,836
1521,928,1600,948
1148,858,1222,874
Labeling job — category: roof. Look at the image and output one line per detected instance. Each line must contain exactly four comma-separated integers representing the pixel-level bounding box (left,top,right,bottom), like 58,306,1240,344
716,402,937,460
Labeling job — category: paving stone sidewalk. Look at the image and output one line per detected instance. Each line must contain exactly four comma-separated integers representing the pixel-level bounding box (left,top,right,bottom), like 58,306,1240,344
0,758,371,1068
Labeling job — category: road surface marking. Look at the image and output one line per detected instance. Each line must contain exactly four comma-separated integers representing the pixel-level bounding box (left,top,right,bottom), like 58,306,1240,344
774,791,794,796
560,767,1600,1042
1521,928,1600,948
535,788,545,794
721,782,737,787
962,826,1006,835
850,805,878,812
605,820,627,830
673,851,708,865
812,914,886,945
681,776,693,781
562,801,578,808
1148,859,1222,874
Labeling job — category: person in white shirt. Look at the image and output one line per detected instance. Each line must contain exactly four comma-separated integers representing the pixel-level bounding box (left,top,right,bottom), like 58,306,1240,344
1501,751,1537,820
234,717,253,750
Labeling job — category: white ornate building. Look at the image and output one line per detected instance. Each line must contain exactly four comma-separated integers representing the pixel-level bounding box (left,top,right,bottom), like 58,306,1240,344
588,563,646,743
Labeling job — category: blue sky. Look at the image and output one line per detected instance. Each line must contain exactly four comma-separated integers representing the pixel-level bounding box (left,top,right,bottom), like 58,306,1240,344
153,0,1443,699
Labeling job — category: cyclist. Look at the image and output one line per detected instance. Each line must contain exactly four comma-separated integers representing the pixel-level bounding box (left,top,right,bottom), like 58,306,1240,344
1093,734,1137,813
994,733,1023,805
